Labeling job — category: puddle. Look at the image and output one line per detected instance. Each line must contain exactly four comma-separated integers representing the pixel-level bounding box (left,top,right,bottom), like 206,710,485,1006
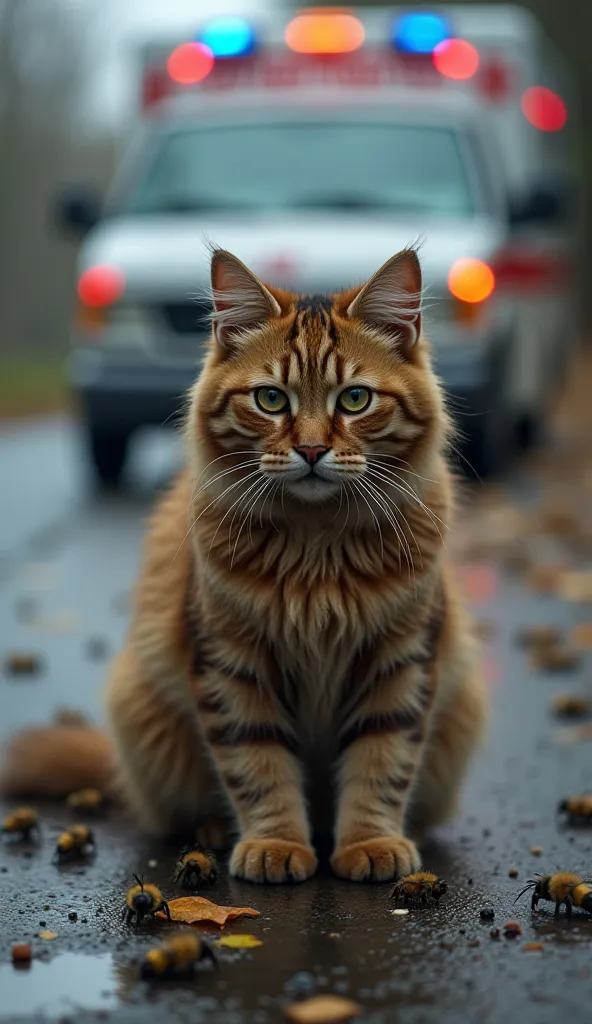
0,953,119,1017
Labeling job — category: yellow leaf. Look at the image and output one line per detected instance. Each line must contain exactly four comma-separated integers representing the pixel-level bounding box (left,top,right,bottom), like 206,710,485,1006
38,931,57,940
215,934,263,949
156,896,259,927
284,995,361,1024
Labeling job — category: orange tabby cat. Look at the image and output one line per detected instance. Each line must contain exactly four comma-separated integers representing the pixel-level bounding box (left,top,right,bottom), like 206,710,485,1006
1,246,486,882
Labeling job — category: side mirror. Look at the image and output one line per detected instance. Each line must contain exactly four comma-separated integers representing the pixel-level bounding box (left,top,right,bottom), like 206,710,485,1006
54,184,101,235
509,184,570,226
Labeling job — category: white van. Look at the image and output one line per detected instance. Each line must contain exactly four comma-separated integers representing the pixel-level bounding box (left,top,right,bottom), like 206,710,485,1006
58,6,578,483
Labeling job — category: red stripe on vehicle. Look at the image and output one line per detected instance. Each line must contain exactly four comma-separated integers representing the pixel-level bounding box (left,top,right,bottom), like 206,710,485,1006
493,250,571,291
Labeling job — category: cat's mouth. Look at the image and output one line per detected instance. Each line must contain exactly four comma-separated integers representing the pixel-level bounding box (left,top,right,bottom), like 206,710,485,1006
284,474,341,503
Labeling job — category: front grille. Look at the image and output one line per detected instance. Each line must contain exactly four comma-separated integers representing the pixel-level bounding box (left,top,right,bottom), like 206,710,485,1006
161,300,211,335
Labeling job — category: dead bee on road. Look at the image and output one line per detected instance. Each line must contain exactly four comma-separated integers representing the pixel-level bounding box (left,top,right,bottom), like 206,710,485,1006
173,845,218,888
515,872,592,918
558,796,592,826
140,933,216,979
391,872,448,905
66,788,104,813
125,875,171,924
53,824,95,862
2,807,40,841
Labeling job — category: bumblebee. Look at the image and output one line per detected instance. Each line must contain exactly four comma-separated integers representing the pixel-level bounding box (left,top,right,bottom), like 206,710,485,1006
140,933,216,979
515,872,592,918
558,795,592,825
391,872,448,905
125,875,171,924
66,788,103,813
2,807,39,841
173,845,218,888
53,824,95,862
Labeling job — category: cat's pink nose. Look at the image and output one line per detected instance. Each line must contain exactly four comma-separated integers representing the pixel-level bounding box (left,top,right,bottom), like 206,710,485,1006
296,445,330,466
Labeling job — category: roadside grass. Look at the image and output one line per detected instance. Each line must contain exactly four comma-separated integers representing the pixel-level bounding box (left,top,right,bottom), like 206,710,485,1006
0,356,69,419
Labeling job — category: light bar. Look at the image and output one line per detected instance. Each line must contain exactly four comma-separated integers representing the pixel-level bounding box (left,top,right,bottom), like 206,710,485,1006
167,42,214,85
285,12,365,55
393,12,451,54
198,17,256,58
433,38,479,80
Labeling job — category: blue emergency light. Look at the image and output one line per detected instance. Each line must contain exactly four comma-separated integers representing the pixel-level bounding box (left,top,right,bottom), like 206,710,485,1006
197,17,256,58
392,12,451,54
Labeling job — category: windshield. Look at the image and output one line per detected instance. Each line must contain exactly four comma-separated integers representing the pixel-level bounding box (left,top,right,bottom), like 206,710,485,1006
124,121,476,219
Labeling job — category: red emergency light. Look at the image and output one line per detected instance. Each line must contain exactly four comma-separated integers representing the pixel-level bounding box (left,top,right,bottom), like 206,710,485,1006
521,86,567,132
167,42,214,85
433,38,479,81
78,265,125,308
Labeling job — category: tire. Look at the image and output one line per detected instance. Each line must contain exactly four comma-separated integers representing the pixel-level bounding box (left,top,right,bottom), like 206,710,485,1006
87,427,130,487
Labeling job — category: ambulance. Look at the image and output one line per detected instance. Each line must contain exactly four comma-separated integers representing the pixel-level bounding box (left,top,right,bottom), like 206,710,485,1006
58,6,578,483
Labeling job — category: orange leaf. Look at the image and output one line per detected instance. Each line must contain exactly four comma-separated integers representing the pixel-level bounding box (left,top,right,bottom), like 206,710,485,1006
284,995,361,1023
156,896,259,927
38,931,57,940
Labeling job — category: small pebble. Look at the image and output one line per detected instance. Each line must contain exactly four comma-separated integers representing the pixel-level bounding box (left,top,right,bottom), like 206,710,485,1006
490,929,500,940
467,878,473,885
503,920,522,938
4,653,42,676
391,908,409,916
148,859,158,869
68,912,78,922
530,846,543,856
39,921,46,927
11,944,32,963
480,907,495,921
508,868,519,878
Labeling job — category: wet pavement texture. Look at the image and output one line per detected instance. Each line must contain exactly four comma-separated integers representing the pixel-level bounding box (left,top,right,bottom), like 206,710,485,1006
3,396,592,1023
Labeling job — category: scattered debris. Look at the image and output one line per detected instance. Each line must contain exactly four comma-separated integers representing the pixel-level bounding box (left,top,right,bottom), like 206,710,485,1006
508,868,519,879
66,789,104,812
284,995,361,1024
559,571,592,603
489,928,500,940
390,908,410,916
2,807,40,841
4,653,42,676
68,912,78,922
156,895,260,927
530,846,543,856
526,564,568,595
140,934,216,979
551,693,591,719
173,845,218,887
503,921,522,938
523,942,544,952
11,943,32,963
85,637,110,661
53,709,90,728
215,934,263,949
479,907,495,920
39,931,58,940
148,859,158,868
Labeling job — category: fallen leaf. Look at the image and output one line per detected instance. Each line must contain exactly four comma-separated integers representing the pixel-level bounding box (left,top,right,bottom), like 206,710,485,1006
215,934,263,949
156,896,259,927
284,995,361,1024
38,931,57,940
522,942,544,952
551,693,591,719
569,623,592,649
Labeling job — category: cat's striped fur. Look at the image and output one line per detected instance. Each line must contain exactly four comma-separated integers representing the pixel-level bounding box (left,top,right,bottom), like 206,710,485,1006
0,247,486,882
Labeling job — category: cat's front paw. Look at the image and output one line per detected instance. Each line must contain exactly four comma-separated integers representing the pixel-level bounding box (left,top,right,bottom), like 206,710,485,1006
331,836,420,882
230,838,318,883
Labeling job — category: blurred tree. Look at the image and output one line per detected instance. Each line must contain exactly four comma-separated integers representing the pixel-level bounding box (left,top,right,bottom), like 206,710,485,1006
0,0,114,356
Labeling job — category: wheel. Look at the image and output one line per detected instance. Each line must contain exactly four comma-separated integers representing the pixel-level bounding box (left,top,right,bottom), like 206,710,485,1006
87,427,130,487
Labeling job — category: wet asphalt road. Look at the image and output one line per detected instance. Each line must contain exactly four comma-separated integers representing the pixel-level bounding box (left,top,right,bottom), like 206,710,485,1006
2,414,592,1024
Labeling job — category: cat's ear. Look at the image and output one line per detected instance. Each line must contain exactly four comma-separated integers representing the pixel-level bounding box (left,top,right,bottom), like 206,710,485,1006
346,249,422,355
210,248,281,348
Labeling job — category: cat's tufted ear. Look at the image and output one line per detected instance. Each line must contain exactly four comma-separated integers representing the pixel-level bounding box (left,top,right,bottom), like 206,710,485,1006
346,249,422,355
210,248,281,348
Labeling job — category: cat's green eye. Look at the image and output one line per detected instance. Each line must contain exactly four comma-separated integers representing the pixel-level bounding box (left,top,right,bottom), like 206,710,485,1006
336,386,372,415
255,387,289,415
